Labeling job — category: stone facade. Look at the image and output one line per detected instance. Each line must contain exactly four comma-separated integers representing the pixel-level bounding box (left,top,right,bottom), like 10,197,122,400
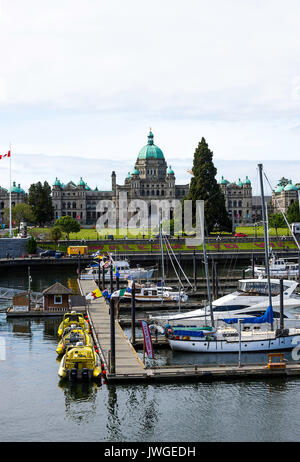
0,182,26,224
51,131,189,226
271,179,300,214
218,176,253,224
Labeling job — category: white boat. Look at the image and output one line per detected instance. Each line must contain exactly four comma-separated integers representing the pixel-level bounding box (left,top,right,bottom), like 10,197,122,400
166,324,300,353
151,277,300,326
250,255,299,278
80,260,155,281
123,281,188,303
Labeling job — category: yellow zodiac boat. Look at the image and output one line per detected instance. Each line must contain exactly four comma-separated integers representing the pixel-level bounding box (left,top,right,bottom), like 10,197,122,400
56,326,93,356
58,344,102,381
57,312,90,338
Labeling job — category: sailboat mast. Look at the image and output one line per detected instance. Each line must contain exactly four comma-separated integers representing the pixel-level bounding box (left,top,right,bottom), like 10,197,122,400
199,202,215,327
159,211,165,303
258,164,273,313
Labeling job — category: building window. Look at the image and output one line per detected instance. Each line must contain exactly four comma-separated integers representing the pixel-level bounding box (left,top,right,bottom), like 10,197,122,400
54,295,62,304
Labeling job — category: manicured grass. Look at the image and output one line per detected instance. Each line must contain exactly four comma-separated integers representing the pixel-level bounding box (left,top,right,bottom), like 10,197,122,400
29,225,292,240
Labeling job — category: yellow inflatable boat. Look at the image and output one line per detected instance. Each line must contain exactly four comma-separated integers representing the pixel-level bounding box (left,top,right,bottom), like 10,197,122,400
56,326,93,356
57,312,90,338
58,344,102,381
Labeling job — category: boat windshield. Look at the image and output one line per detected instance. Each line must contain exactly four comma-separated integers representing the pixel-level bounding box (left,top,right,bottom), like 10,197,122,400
238,281,289,296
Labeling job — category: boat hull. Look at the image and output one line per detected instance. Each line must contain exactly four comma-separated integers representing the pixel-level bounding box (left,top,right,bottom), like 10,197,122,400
168,335,299,353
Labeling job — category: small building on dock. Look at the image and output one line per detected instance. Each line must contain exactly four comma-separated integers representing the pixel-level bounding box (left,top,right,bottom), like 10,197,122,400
12,292,30,312
42,282,73,312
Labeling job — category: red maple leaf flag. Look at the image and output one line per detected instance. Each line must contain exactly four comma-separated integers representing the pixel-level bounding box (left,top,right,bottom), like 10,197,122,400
0,151,10,160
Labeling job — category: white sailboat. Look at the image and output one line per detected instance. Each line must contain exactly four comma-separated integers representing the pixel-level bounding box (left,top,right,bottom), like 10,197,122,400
249,254,299,279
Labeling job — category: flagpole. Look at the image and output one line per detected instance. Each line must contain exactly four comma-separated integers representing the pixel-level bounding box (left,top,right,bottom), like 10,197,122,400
9,143,12,237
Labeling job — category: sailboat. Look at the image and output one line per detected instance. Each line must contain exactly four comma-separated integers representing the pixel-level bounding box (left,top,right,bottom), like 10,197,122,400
161,167,300,353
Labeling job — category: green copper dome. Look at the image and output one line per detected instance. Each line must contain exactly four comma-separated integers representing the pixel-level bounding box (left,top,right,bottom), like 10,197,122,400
244,176,251,185
131,167,139,175
167,165,174,175
275,185,284,194
10,181,25,193
85,184,91,191
138,131,165,160
284,180,298,192
219,176,228,185
53,177,61,187
78,177,85,186
236,178,244,187
126,172,131,179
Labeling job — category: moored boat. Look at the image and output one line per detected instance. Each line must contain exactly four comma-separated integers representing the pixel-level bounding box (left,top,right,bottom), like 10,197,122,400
58,344,101,381
56,325,93,355
57,312,90,338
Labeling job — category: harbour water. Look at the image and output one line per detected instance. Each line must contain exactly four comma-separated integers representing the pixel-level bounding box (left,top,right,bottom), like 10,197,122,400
1,267,300,442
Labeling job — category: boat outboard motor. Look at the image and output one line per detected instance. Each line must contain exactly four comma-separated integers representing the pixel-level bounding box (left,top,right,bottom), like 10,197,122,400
82,368,89,381
70,368,77,381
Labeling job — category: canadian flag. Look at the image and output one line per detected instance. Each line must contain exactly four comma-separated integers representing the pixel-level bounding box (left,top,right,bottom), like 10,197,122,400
0,151,10,160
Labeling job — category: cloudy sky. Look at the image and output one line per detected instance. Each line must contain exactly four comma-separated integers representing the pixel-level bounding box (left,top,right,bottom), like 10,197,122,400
0,0,300,195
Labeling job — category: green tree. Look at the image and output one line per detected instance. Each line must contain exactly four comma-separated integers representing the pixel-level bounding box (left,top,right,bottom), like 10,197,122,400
28,181,54,226
4,203,36,231
287,200,300,224
186,137,231,234
268,212,285,237
55,216,80,239
50,226,62,248
26,236,37,254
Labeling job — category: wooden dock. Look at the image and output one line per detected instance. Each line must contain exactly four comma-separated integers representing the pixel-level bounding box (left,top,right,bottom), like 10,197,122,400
78,279,147,380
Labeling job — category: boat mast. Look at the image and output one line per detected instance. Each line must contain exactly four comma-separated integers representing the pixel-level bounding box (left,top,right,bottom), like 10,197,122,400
199,202,215,328
159,211,165,304
258,164,273,329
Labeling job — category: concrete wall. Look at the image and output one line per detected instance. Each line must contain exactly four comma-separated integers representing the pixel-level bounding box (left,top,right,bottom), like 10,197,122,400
0,238,29,258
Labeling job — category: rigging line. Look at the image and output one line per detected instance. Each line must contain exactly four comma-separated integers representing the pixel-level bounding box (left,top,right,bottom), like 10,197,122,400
162,234,184,289
263,172,300,251
163,233,194,289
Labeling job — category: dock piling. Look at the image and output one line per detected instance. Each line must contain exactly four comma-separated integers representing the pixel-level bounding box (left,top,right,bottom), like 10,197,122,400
131,281,136,344
109,297,116,374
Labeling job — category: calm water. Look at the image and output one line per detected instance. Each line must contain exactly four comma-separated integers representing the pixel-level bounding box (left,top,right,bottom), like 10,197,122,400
1,266,300,442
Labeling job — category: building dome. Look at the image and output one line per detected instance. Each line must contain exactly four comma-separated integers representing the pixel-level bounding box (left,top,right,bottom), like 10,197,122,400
219,176,228,185
138,131,165,160
275,185,284,194
78,177,85,187
131,167,139,175
126,172,131,179
244,176,251,185
10,181,24,193
284,180,298,192
53,177,61,187
85,184,91,191
167,165,174,175
236,178,244,187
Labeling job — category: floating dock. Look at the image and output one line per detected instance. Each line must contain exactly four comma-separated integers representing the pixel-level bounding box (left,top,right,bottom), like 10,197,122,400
77,279,300,384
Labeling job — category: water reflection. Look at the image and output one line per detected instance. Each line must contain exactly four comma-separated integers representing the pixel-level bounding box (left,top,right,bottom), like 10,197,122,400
58,380,100,424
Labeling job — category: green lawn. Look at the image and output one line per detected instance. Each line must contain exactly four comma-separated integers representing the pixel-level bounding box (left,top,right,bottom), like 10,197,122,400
29,225,292,240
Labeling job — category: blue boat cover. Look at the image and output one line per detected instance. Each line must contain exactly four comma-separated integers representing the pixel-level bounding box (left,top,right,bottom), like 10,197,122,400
222,306,274,325
172,329,205,337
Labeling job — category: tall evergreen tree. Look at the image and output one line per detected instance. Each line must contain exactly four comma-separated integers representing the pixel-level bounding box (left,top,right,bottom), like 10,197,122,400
28,181,54,226
186,137,231,234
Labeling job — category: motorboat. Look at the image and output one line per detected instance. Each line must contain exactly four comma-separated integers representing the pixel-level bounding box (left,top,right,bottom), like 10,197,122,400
123,280,188,303
58,344,101,381
57,312,90,338
80,259,156,281
249,254,299,279
150,278,300,326
56,325,93,356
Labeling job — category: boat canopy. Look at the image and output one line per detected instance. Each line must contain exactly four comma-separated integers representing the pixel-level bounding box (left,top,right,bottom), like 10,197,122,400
222,305,274,325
